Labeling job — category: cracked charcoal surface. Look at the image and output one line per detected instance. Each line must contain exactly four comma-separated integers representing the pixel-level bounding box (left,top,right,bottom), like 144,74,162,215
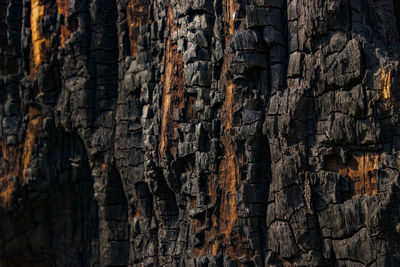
1,0,400,266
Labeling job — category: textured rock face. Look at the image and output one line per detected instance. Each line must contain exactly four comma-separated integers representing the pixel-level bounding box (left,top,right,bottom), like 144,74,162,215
1,0,400,266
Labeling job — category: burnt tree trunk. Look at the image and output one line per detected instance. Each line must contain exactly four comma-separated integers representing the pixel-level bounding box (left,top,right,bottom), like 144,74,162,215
1,0,400,266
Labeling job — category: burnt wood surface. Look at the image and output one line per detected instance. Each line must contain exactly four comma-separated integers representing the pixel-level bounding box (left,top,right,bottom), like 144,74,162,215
1,0,400,266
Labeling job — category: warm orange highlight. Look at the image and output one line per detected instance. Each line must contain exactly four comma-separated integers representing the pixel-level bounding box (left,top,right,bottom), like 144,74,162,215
327,152,379,197
126,0,148,58
223,0,238,41
218,138,242,257
22,108,42,178
337,153,379,196
0,180,14,206
192,57,246,259
134,209,141,218
218,76,246,258
217,11,242,254
31,0,50,72
101,163,107,171
159,6,184,157
191,213,219,256
0,142,20,207
0,107,42,208
380,69,391,99
57,0,71,48
191,0,244,258
0,142,18,206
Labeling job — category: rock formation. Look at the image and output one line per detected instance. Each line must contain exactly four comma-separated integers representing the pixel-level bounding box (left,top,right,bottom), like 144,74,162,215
1,0,400,266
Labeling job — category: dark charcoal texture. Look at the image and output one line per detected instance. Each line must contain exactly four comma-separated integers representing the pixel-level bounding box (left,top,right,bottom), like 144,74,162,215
1,0,400,266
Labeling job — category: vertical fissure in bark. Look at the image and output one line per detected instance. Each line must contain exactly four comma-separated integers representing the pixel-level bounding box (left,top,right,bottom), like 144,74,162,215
393,0,400,38
0,0,22,74
0,0,7,73
89,0,119,124
347,0,353,35
102,165,129,266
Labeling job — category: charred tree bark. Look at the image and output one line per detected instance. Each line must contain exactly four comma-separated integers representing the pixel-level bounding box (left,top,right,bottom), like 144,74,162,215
1,0,400,266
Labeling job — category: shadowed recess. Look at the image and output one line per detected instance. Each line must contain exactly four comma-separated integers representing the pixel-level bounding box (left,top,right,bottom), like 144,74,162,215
0,132,98,266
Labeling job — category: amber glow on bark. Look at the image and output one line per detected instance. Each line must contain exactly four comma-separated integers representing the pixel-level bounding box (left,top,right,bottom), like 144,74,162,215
327,152,380,197
126,0,148,58
337,153,379,196
57,0,71,48
31,0,50,72
0,107,42,208
380,69,391,99
159,6,184,158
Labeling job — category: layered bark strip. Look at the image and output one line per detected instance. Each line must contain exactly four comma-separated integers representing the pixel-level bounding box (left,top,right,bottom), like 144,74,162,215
3,0,400,266
126,0,148,57
159,6,184,158
57,0,71,48
30,0,50,72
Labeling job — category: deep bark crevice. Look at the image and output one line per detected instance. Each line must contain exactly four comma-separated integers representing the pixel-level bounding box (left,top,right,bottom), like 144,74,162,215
0,131,98,266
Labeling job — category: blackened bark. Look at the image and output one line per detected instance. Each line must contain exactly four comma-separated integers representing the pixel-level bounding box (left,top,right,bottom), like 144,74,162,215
1,0,400,266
